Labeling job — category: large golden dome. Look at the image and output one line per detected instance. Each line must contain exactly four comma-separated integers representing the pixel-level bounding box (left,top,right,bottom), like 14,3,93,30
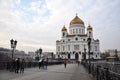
87,24,93,30
70,15,84,25
61,25,67,31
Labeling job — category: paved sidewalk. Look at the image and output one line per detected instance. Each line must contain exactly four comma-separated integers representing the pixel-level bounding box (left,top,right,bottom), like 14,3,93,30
0,64,95,80
71,64,94,80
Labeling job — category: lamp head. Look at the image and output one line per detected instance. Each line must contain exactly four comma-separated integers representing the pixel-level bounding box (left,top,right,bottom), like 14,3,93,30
10,39,14,44
10,39,14,48
40,48,42,54
14,40,17,46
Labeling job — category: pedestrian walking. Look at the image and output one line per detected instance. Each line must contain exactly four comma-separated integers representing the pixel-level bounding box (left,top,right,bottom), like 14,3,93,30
38,59,42,69
44,58,48,70
14,58,17,73
15,58,20,73
41,59,44,69
64,59,67,68
10,58,15,72
20,58,25,73
77,60,80,66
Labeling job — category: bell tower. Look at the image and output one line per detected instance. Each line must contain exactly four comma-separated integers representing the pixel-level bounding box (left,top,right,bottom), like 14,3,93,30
87,24,93,38
61,25,67,38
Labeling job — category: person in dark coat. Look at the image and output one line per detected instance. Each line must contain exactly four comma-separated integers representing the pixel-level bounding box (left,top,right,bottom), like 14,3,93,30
41,59,44,69
64,59,67,68
20,59,25,73
15,58,20,73
38,59,42,69
10,58,15,72
44,58,48,70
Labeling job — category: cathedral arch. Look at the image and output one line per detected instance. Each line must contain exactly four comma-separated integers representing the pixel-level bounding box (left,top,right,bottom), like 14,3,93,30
68,53,71,59
75,53,79,60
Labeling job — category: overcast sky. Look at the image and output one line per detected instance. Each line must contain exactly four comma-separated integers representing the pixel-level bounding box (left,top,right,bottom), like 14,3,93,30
0,0,120,53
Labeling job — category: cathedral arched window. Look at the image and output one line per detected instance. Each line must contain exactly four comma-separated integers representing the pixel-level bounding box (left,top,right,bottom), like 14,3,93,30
70,30,72,33
63,46,65,51
83,39,85,41
81,29,82,33
79,29,81,33
79,52,81,54
96,55,97,57
89,31,91,34
73,29,75,33
63,32,65,37
74,45,79,50
76,29,78,33
95,46,97,51
75,37,78,41
68,53,71,59
68,39,70,41
68,45,70,50
58,46,60,51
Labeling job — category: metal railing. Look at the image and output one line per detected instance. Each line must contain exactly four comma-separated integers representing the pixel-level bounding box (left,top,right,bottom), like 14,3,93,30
82,61,120,80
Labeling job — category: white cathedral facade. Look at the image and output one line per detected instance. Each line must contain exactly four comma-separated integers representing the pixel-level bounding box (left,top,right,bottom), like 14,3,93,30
56,14,100,61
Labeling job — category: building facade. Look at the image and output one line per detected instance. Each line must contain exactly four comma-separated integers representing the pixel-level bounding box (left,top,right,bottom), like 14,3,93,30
56,14,100,61
105,49,120,60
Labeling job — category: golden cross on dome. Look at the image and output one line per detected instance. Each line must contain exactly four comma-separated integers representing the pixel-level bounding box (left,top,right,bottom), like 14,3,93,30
76,13,78,16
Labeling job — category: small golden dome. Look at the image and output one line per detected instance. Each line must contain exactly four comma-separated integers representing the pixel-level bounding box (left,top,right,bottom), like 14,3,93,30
70,15,84,25
62,25,67,31
87,25,93,30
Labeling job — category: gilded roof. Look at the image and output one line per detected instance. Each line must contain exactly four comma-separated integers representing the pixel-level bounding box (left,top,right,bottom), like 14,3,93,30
87,25,93,30
61,25,67,31
70,15,84,25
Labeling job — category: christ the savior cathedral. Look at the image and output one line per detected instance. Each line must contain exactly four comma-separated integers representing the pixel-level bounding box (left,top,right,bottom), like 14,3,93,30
56,14,100,61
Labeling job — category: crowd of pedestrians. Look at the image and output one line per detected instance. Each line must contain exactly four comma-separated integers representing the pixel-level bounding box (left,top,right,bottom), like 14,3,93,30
7,57,49,74
7,58,25,73
6,57,73,74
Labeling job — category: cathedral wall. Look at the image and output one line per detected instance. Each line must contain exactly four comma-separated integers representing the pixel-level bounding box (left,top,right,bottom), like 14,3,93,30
69,24,85,35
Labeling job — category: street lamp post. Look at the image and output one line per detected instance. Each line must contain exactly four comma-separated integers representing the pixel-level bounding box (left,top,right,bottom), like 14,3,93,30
10,39,17,59
87,37,91,74
115,49,118,61
84,45,86,61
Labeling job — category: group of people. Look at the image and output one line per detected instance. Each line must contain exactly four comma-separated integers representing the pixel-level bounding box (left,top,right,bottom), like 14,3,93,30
7,58,25,73
7,57,81,73
38,58,48,70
